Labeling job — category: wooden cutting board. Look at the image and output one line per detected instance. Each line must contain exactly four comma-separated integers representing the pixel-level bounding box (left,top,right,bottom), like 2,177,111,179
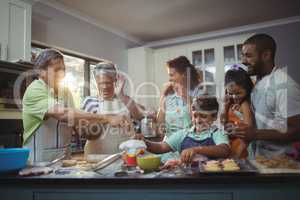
249,160,300,174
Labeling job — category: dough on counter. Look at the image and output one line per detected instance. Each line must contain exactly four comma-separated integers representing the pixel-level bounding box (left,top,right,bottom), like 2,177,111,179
62,160,77,167
203,160,222,172
19,167,53,176
221,159,240,171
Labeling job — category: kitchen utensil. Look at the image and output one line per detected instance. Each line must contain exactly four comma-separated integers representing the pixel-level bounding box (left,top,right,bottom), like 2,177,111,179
93,151,124,171
0,148,29,172
198,159,257,174
33,154,66,167
137,154,161,172
125,150,137,167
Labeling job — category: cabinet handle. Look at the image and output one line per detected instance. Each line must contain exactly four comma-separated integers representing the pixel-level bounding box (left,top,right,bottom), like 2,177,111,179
0,43,2,60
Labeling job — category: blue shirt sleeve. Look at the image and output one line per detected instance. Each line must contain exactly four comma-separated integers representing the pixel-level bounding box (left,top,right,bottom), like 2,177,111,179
212,130,229,145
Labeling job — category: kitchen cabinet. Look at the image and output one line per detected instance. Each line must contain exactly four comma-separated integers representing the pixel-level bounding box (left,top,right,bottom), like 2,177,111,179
0,0,32,62
1,172,300,200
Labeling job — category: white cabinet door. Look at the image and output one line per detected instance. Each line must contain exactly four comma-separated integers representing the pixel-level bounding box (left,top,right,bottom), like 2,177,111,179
0,0,9,60
7,0,32,61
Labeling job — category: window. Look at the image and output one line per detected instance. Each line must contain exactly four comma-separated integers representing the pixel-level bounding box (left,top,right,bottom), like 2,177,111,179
89,63,98,97
192,48,216,82
62,55,85,108
223,44,245,72
31,43,103,108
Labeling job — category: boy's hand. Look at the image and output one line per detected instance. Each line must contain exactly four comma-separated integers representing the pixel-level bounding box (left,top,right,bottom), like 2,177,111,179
160,159,182,170
180,148,196,164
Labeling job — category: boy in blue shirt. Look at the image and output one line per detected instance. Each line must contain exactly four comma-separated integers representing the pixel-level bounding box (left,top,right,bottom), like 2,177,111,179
140,96,230,164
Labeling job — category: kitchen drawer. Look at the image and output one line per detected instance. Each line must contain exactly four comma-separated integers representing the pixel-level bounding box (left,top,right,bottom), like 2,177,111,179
34,191,233,200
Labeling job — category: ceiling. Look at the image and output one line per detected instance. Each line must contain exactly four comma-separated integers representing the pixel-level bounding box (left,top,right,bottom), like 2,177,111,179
44,0,300,43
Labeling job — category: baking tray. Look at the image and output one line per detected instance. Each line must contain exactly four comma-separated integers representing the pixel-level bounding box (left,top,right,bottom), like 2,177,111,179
198,159,258,175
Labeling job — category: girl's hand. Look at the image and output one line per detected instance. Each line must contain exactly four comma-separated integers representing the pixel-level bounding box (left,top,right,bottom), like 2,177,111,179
224,94,233,110
181,148,196,164
231,103,241,111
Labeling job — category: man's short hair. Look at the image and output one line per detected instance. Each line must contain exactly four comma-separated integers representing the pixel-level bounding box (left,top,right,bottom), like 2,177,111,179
93,62,117,79
243,33,276,60
35,48,64,70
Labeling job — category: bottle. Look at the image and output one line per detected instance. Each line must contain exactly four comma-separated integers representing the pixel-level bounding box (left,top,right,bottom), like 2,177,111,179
141,115,156,138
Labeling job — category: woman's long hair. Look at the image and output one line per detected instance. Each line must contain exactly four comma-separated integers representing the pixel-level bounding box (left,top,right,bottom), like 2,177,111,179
166,56,200,90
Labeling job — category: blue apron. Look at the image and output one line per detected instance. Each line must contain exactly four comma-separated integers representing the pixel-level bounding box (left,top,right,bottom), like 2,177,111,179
180,128,218,153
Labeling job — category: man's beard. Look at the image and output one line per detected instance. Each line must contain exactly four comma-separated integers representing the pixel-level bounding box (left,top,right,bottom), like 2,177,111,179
246,60,264,77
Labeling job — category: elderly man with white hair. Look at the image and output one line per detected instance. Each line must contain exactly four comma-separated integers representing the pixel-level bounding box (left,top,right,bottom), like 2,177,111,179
81,62,144,155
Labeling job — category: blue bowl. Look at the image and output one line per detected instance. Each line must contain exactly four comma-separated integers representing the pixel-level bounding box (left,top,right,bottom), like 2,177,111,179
0,148,30,172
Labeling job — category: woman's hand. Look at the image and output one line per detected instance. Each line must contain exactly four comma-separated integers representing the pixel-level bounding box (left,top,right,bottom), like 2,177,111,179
131,133,145,141
162,82,174,96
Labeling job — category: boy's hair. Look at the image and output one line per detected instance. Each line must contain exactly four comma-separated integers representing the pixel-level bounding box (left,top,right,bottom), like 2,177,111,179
192,96,219,113
35,48,64,70
225,67,254,100
243,33,276,61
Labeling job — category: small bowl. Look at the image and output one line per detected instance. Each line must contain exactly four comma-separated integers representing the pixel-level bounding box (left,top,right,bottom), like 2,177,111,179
137,154,161,172
0,148,30,173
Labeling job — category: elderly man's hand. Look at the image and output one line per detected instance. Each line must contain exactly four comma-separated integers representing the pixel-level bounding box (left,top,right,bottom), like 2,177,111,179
115,74,126,97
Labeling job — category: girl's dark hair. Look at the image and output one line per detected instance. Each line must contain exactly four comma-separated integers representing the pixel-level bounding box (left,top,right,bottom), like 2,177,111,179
166,56,199,89
35,48,64,70
225,67,254,101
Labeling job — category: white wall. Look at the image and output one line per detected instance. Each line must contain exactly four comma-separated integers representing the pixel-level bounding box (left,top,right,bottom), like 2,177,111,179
31,2,139,71
254,22,300,83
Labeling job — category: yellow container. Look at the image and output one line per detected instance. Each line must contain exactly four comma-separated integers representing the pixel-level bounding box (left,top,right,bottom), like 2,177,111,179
137,154,161,172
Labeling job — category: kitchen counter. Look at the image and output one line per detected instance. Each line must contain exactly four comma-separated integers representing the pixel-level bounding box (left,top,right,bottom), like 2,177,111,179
1,157,300,200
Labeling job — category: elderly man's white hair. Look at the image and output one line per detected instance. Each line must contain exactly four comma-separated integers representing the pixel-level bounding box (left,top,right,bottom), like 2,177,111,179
93,62,117,79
